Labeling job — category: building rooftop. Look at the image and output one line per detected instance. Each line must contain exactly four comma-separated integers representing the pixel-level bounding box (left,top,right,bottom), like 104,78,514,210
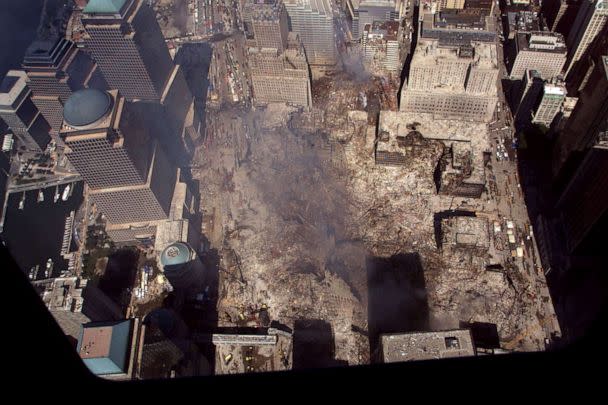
77,319,132,375
213,329,293,374
83,0,128,14
0,70,28,107
381,329,475,362
516,32,567,54
63,88,113,128
160,242,192,266
363,20,400,40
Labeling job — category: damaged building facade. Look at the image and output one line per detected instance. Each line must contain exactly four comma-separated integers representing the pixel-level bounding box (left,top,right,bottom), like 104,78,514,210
399,39,499,122
376,111,490,198
247,0,313,108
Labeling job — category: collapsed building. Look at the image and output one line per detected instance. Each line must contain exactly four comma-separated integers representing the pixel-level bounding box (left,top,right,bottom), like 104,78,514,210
376,111,490,198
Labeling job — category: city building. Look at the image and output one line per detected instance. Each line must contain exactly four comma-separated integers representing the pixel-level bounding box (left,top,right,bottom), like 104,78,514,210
440,0,465,9
346,0,404,40
509,32,567,80
552,55,608,255
506,10,541,40
283,0,337,65
159,241,205,296
77,318,145,380
400,40,498,122
32,276,123,345
543,0,582,39
81,0,201,160
81,0,174,101
59,89,178,239
515,69,544,129
247,1,313,107
361,20,402,74
21,37,108,133
249,0,290,52
380,329,476,362
565,0,608,76
532,82,566,128
0,70,51,152
212,328,293,374
554,55,608,177
249,43,313,107
565,19,608,95
419,0,496,44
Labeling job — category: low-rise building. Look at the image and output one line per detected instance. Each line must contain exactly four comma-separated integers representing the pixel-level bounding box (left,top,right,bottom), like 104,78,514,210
381,329,476,362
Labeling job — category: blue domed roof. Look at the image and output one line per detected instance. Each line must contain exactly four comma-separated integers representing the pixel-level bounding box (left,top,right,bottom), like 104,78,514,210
63,88,112,128
160,242,192,267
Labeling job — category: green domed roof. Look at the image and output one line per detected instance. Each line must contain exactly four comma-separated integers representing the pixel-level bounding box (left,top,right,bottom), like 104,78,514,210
160,242,192,267
63,89,112,128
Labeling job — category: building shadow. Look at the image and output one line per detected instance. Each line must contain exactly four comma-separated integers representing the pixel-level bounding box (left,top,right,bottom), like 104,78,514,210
366,253,429,362
459,321,500,349
97,247,139,313
292,319,348,370
174,233,220,373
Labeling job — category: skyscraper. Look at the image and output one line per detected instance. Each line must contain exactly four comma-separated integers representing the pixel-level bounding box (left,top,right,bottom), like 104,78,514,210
82,0,201,162
60,88,177,236
248,0,313,107
0,70,51,152
81,0,174,101
284,0,337,65
250,0,290,52
22,37,108,133
565,0,608,76
347,0,404,40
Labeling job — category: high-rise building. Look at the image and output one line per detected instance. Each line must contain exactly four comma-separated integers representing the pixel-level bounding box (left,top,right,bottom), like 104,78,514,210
81,0,174,101
361,21,402,73
554,55,608,178
283,0,337,65
565,0,608,76
0,70,51,152
544,0,582,39
509,32,567,80
347,0,404,40
60,89,177,231
82,0,201,162
248,1,313,107
440,0,465,9
515,69,544,129
159,241,206,295
564,19,608,95
532,82,566,127
77,318,145,380
250,0,290,51
22,37,108,133
400,40,498,121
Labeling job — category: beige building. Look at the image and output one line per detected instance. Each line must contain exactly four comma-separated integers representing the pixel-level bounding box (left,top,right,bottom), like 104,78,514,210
400,39,498,122
510,32,567,80
361,21,402,74
565,0,608,76
248,1,312,108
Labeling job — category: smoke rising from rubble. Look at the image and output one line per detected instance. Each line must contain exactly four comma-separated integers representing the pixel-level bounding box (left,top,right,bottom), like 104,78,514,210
339,50,372,83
